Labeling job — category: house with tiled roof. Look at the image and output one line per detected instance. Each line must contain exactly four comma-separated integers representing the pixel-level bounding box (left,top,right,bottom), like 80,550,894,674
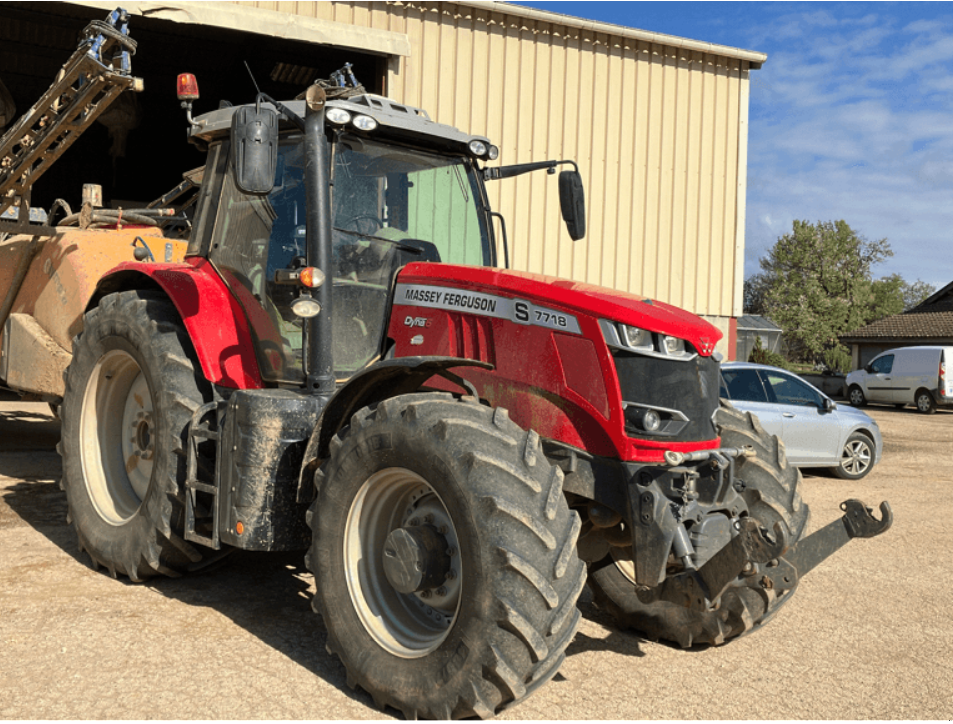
840,281,953,369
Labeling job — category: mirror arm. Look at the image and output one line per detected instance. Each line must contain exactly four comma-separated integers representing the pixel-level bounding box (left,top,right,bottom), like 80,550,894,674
255,92,306,132
484,159,578,181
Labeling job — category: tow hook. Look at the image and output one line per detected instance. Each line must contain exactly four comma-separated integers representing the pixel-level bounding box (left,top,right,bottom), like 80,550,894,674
638,499,892,609
713,498,892,599
782,499,892,577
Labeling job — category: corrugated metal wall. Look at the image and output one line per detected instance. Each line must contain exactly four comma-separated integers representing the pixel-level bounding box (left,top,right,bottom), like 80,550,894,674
232,1,752,319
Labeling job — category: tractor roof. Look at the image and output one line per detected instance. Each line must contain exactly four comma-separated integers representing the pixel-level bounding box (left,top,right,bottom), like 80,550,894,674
189,93,491,158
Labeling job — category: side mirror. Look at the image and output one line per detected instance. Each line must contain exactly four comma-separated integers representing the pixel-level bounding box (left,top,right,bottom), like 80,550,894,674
231,105,278,195
823,397,836,412
558,170,586,241
864,364,873,373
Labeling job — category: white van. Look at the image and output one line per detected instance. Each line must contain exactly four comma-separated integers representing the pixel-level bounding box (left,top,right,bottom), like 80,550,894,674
846,346,953,413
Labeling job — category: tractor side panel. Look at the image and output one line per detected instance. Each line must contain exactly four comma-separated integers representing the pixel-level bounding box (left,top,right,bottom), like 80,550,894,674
389,293,622,458
100,257,263,389
388,264,724,463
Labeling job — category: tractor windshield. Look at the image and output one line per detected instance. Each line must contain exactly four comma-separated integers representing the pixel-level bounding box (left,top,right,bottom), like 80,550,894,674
208,134,492,385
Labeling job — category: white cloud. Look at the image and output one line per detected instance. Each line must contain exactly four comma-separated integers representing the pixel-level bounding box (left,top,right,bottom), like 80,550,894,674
742,5,953,288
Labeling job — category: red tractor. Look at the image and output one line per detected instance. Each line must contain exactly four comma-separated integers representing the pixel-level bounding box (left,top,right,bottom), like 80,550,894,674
57,70,891,718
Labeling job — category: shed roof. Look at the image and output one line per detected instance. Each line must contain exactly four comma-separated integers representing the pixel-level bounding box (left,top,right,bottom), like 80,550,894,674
841,281,953,342
737,315,782,332
476,2,768,68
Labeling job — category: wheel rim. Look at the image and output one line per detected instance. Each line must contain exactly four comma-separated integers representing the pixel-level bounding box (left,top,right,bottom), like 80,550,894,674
344,468,461,658
918,394,932,412
841,438,871,476
79,349,156,525
610,547,637,584
850,389,863,405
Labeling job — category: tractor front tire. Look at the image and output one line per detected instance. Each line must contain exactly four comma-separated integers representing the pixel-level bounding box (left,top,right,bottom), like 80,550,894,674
588,403,810,647
307,393,586,719
59,291,212,580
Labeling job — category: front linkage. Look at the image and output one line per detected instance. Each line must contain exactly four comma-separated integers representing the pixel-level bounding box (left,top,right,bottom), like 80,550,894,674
624,444,892,623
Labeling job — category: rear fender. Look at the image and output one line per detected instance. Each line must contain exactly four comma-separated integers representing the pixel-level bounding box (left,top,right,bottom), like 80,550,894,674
92,258,263,389
296,356,493,502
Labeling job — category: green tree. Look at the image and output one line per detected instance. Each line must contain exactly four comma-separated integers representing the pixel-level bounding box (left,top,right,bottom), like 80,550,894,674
758,220,892,369
866,274,936,320
901,278,936,310
870,274,905,321
748,335,788,369
743,273,769,315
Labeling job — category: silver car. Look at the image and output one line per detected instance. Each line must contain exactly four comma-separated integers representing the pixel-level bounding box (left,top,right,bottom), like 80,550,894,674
720,362,883,480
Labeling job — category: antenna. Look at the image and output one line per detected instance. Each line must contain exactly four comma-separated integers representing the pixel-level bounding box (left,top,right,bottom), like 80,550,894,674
244,61,262,96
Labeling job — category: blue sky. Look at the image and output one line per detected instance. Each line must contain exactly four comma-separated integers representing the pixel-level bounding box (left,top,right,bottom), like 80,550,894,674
514,2,953,291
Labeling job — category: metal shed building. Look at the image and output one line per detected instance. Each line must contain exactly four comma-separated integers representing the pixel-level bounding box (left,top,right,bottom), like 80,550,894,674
3,0,765,356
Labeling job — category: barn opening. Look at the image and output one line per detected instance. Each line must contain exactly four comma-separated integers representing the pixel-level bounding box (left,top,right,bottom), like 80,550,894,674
0,2,387,212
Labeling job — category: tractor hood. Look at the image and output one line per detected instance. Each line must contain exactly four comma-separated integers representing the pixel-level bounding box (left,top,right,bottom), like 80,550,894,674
396,263,722,356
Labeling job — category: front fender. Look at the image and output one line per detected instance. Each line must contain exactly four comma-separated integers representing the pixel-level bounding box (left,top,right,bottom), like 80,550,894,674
92,258,263,389
296,356,493,502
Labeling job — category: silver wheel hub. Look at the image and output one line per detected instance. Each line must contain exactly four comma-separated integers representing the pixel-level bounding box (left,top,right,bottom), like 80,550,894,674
80,349,155,525
344,469,461,658
842,440,871,475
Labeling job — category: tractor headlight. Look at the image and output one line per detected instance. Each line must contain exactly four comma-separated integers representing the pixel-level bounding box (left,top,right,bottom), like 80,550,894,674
642,409,661,432
620,324,653,351
599,319,697,361
622,403,688,437
662,335,686,356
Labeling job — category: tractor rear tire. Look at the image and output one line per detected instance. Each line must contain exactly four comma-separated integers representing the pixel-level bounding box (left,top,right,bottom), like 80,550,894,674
307,393,586,719
588,403,810,647
59,291,212,580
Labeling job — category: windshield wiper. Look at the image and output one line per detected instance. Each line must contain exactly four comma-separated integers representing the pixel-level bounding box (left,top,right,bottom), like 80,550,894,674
333,226,425,255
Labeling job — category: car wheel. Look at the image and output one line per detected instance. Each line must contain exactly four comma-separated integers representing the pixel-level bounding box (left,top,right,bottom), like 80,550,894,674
916,389,937,414
848,385,866,407
832,432,875,480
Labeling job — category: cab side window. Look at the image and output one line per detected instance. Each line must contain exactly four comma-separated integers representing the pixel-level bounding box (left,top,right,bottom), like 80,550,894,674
871,355,894,374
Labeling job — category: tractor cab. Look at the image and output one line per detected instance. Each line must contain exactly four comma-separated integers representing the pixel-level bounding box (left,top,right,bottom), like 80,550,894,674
183,91,495,386
180,73,584,391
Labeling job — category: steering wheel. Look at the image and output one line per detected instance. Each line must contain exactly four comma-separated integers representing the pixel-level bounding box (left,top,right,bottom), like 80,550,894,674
343,214,384,236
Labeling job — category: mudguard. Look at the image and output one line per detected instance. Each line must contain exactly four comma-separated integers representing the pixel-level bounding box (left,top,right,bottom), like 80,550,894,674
295,356,493,502
92,257,263,389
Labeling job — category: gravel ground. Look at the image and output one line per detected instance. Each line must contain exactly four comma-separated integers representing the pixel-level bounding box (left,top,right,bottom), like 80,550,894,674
0,399,950,719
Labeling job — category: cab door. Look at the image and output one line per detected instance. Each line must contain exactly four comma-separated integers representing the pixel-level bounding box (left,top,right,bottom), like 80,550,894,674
865,353,896,403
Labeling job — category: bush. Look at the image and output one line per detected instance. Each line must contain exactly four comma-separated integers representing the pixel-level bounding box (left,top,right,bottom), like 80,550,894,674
748,336,788,369
822,345,852,374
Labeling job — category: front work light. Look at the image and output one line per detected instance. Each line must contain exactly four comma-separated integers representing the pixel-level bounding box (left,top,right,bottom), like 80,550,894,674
291,295,322,318
326,108,351,125
352,114,378,131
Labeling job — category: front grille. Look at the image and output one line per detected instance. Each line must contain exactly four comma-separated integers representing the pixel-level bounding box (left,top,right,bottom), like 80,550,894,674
612,351,720,443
